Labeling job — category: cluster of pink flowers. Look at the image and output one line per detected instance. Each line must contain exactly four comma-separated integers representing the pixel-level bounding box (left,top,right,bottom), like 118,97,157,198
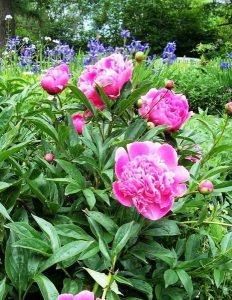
77,53,133,110
113,141,190,220
41,64,70,94
139,88,192,131
58,291,101,300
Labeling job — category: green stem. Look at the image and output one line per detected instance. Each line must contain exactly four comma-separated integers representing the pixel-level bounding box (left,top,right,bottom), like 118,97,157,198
101,256,117,300
179,220,232,227
133,62,142,89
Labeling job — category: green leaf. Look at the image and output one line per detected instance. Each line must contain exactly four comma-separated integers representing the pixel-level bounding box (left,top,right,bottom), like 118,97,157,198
140,125,168,141
115,81,153,115
0,277,6,299
32,215,60,252
164,269,179,288
83,268,122,295
65,183,82,195
55,159,84,186
87,211,118,235
0,203,13,222
13,238,52,256
5,222,40,239
185,234,201,260
39,240,92,272
26,117,59,142
5,232,30,294
210,144,232,156
69,85,95,115
221,232,232,253
128,278,153,300
201,166,230,180
27,179,47,205
176,269,193,298
112,222,134,255
61,278,83,294
213,269,225,288
214,181,232,193
0,106,13,133
0,141,30,162
55,224,93,241
144,220,180,236
83,189,96,209
96,83,113,110
34,274,59,300
0,182,12,192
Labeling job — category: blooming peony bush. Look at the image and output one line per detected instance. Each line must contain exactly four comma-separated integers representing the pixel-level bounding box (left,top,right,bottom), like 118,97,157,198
0,50,231,300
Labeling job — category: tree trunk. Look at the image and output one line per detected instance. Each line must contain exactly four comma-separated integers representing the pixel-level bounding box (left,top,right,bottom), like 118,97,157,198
0,0,15,48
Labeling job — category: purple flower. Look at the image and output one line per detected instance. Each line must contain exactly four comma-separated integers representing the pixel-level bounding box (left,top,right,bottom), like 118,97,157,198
220,62,230,69
127,39,149,54
228,52,232,59
120,29,131,39
162,41,176,64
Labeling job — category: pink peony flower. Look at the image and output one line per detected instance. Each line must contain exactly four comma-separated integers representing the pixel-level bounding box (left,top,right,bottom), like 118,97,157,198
58,290,101,300
41,64,69,94
72,113,85,135
78,54,133,109
185,144,202,163
113,141,190,220
139,88,193,131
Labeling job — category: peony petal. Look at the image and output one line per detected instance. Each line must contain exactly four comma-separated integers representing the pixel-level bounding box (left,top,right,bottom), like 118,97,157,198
174,183,187,197
58,294,74,300
139,200,174,221
113,182,132,207
127,141,160,160
73,290,95,300
173,166,190,182
157,144,178,167
115,147,129,178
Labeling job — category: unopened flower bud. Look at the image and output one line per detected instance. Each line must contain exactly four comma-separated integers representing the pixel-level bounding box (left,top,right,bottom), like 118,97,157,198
137,99,143,108
225,102,232,116
135,51,145,63
165,80,175,90
147,121,155,129
44,153,55,162
198,180,214,195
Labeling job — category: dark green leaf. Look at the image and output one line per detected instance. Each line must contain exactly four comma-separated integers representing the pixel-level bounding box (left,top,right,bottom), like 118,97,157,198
34,274,59,300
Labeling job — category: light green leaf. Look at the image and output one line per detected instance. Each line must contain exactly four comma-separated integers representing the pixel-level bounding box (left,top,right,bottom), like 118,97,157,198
83,189,96,209
34,274,59,300
176,269,193,298
32,215,60,252
164,269,179,288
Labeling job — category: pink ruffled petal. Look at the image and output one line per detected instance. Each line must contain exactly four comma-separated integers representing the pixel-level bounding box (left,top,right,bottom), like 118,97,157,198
139,200,174,221
115,147,129,178
58,294,74,300
113,182,132,207
127,141,159,160
174,183,187,197
73,291,94,300
173,166,190,182
157,144,178,167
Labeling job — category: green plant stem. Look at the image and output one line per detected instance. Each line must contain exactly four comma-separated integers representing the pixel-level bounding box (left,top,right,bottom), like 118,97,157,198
179,220,232,227
101,256,117,300
93,282,99,294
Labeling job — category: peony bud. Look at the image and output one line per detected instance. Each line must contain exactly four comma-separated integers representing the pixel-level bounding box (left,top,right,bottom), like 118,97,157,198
165,80,175,90
147,121,155,129
44,153,55,162
225,102,232,116
135,51,145,63
137,99,143,108
198,180,214,195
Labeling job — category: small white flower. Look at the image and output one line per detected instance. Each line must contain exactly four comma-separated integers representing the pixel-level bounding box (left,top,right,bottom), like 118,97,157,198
5,15,13,21
2,51,9,56
23,71,34,76
44,36,52,42
52,39,60,44
22,37,30,43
